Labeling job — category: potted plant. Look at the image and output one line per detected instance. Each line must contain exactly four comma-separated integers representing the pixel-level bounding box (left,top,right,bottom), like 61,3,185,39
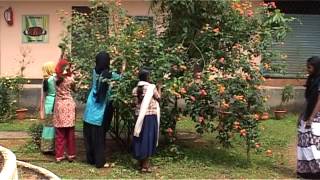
15,47,32,120
260,109,270,121
15,76,28,120
260,98,270,121
274,84,294,120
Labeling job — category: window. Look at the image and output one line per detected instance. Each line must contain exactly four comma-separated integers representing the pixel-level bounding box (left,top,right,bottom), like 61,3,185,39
130,16,153,27
265,1,320,77
271,1,320,15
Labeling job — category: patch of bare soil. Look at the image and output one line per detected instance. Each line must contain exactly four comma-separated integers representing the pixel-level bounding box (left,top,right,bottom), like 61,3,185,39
287,141,297,171
176,131,200,140
0,152,3,172
0,139,27,149
18,166,49,180
272,140,297,178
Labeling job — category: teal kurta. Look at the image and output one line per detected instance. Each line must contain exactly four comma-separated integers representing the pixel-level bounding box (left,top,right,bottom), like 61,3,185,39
44,75,56,115
83,70,120,126
41,75,56,152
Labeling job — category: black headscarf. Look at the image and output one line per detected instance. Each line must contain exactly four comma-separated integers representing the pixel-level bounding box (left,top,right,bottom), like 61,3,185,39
138,68,150,82
94,51,112,103
304,56,320,120
137,68,150,103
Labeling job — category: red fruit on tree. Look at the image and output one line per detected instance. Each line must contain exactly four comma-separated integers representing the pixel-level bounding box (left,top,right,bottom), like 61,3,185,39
240,129,247,137
266,149,273,156
200,89,207,96
198,116,205,124
213,27,220,33
247,10,254,17
269,2,276,8
219,57,225,63
180,88,187,94
167,128,173,136
195,72,202,79
190,96,196,102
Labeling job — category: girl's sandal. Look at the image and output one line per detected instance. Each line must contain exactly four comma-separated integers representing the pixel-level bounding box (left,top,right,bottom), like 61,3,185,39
140,168,148,173
146,167,152,173
103,163,111,168
103,163,115,168
56,156,66,163
141,167,152,173
67,156,75,163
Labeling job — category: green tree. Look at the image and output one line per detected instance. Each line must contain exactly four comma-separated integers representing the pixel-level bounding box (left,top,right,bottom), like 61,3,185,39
59,0,187,147
152,0,293,161
60,0,293,161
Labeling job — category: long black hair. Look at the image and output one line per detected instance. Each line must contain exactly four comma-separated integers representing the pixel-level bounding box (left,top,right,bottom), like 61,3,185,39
94,51,112,103
304,56,320,120
306,56,320,89
137,69,150,103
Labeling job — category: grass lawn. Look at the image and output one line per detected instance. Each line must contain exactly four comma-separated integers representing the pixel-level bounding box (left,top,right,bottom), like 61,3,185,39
0,119,37,131
0,118,84,132
2,114,297,178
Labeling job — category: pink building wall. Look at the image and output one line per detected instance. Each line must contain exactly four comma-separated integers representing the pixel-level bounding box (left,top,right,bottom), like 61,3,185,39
0,1,152,79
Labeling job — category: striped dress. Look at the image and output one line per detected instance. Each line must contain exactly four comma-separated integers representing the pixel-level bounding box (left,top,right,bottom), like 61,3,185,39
297,113,320,178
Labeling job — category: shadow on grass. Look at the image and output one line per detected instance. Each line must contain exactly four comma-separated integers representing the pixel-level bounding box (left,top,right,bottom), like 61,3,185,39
9,116,297,178
12,139,295,179
175,140,252,168
105,132,269,177
106,134,296,178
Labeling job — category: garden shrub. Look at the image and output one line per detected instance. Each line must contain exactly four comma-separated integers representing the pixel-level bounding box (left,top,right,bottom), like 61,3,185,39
28,122,43,149
152,0,294,160
59,0,187,147
0,85,12,121
0,76,26,122
59,0,293,160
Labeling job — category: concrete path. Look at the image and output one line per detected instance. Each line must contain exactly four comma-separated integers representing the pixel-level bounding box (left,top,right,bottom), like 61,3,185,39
0,131,198,140
0,131,29,139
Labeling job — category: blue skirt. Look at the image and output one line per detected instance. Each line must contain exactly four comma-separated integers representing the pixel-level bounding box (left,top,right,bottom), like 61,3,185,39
132,115,158,160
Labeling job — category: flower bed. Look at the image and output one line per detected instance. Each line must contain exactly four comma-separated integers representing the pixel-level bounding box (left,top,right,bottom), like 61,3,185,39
17,161,60,180
18,166,49,180
0,146,59,180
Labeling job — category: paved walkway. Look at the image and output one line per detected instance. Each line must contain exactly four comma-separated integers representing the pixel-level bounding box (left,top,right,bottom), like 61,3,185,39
0,131,199,140
0,131,29,139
